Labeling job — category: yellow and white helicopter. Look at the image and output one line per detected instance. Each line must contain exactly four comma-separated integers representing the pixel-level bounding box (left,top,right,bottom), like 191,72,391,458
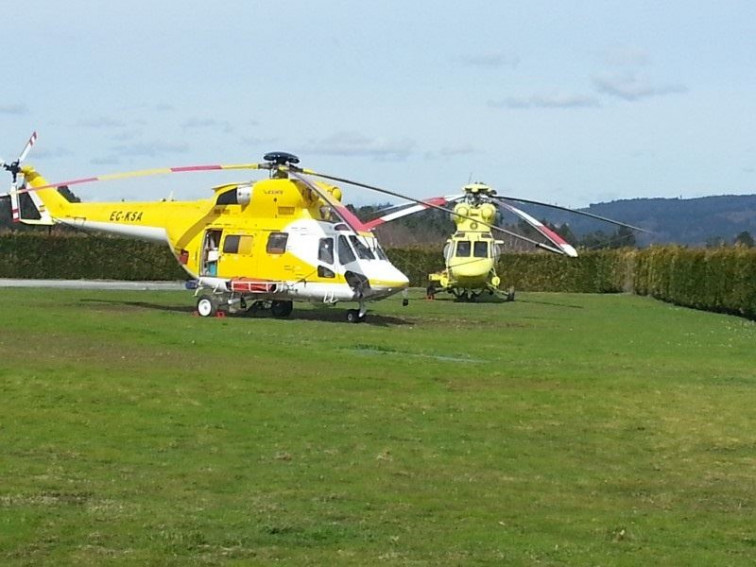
364,181,644,301
2,133,420,322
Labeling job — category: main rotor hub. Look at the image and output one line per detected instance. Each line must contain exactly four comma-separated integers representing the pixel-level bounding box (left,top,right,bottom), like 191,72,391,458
263,152,300,167
463,182,494,195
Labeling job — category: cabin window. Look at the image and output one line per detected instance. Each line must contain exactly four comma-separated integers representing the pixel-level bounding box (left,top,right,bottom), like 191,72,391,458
266,232,288,254
223,235,254,254
318,237,334,264
456,240,471,257
223,235,240,253
474,241,489,258
317,265,335,278
349,235,375,260
338,235,356,264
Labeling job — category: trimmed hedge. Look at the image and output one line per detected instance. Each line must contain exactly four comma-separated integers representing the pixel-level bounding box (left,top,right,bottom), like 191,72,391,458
0,232,186,280
1,233,755,319
633,246,756,319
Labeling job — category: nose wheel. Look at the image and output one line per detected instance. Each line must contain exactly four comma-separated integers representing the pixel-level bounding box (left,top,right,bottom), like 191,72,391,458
346,300,367,323
346,309,366,323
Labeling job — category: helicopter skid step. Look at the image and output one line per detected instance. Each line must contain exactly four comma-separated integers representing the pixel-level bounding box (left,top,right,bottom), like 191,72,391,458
230,279,281,294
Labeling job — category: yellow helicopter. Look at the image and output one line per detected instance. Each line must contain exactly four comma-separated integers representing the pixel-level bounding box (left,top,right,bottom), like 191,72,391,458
2,134,421,323
364,181,644,301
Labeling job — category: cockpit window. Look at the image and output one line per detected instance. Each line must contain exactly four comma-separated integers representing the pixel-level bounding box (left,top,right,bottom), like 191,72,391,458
338,235,356,264
474,241,488,258
318,237,334,264
456,240,471,257
349,235,375,260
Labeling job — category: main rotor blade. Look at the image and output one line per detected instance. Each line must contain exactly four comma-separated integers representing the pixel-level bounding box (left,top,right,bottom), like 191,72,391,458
363,195,464,230
6,162,269,197
289,167,568,254
288,170,370,232
498,194,649,233
18,131,38,163
494,198,578,257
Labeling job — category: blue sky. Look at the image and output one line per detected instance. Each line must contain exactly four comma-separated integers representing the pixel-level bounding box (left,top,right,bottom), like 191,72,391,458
2,1,755,207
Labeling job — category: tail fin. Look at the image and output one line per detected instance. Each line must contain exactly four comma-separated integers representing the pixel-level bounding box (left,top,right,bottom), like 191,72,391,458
18,165,71,224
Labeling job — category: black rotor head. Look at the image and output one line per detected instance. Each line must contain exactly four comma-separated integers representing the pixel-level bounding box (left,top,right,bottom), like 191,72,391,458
3,160,21,183
263,152,300,167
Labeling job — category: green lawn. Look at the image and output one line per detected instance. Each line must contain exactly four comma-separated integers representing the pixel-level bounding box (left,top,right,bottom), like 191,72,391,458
1,289,755,565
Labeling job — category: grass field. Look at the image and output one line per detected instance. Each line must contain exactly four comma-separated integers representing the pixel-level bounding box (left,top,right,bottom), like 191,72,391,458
1,288,755,565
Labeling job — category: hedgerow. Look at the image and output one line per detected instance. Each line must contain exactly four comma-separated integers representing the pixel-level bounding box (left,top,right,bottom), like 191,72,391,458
1,233,754,318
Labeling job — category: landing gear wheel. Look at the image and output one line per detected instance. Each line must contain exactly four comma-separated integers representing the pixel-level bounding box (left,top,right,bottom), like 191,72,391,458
196,295,217,317
346,309,365,323
507,287,516,302
270,300,293,318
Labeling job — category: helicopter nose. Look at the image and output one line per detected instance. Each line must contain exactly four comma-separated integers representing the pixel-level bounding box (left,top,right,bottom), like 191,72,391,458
363,262,409,296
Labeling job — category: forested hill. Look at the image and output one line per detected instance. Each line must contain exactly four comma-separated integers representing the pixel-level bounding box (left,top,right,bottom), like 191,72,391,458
358,194,756,248
530,194,756,246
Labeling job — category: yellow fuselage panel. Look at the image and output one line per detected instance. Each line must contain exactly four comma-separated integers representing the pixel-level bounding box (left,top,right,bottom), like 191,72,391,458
449,256,494,280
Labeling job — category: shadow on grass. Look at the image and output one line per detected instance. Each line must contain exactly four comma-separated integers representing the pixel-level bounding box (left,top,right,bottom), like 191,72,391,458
79,298,194,313
429,293,584,309
286,308,412,327
428,294,511,304
79,298,412,326
514,297,584,309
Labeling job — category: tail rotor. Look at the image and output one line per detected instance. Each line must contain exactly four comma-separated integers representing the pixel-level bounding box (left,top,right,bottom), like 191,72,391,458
2,131,37,222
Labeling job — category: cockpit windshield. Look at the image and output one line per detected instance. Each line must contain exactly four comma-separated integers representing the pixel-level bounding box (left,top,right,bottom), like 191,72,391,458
349,235,375,260
372,241,388,260
474,241,488,258
456,240,471,257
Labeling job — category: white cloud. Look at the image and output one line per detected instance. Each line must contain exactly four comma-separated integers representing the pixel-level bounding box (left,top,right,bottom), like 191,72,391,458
461,52,519,68
489,93,600,109
301,132,415,161
240,136,280,148
110,141,191,158
76,117,126,129
91,155,122,166
0,103,28,115
109,129,144,142
181,117,234,133
603,46,651,67
424,144,476,160
32,146,75,160
593,72,687,101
